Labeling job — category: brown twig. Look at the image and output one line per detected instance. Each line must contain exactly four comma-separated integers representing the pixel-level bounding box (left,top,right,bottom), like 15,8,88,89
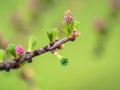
0,31,80,72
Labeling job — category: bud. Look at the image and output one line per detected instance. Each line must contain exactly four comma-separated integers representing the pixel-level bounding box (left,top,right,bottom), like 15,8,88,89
53,28,59,40
53,52,69,66
59,58,69,66
64,10,74,24
16,45,25,55
27,58,32,63
73,30,81,37
7,44,17,57
0,49,6,62
64,22,74,37
73,20,80,29
26,52,32,63
47,29,54,42
28,36,37,52
47,28,59,42
63,10,76,37
58,44,64,50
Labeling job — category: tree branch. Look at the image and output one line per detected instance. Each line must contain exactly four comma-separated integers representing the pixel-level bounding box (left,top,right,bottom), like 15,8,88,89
0,30,80,72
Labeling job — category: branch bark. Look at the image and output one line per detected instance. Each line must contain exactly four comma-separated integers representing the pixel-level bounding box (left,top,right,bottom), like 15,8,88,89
0,31,80,72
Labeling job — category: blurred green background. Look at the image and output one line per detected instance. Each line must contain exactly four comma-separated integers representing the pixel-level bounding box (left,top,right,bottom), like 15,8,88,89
0,0,120,90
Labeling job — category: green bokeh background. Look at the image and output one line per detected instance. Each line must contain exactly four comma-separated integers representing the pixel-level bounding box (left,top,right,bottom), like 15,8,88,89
0,0,120,90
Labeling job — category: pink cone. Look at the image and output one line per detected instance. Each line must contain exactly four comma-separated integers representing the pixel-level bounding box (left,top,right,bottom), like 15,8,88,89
64,10,73,24
16,45,25,55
